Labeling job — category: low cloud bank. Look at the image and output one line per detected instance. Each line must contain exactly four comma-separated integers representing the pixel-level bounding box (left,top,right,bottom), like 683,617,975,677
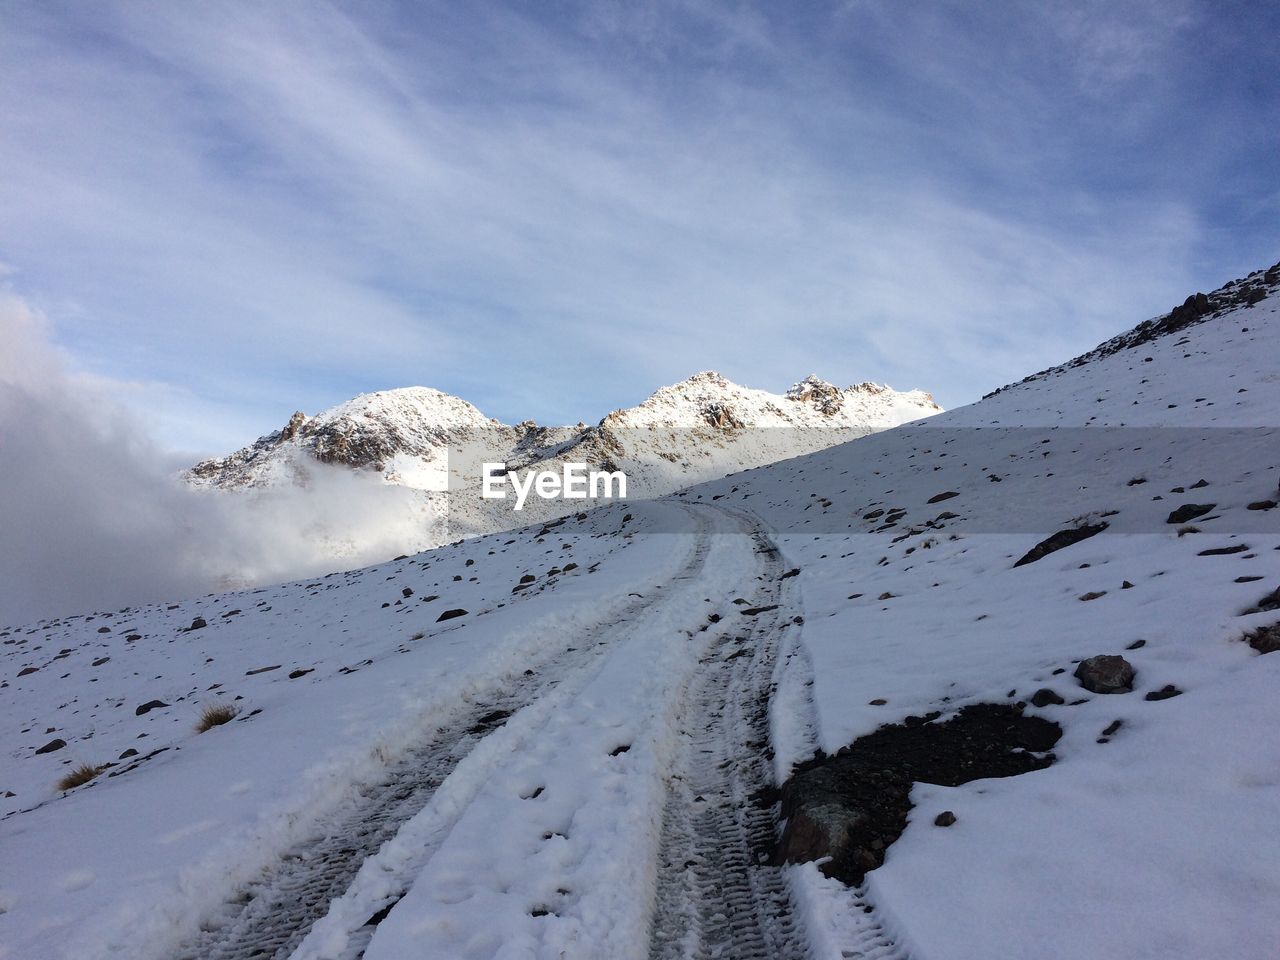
0,294,430,625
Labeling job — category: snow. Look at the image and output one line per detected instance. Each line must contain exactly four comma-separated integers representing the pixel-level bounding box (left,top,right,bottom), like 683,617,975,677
2,263,1279,958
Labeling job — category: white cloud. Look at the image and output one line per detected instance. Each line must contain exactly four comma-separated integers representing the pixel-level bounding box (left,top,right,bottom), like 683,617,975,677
0,292,435,624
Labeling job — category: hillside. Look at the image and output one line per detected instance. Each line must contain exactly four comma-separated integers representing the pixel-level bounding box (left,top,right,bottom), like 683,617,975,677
1,261,1277,960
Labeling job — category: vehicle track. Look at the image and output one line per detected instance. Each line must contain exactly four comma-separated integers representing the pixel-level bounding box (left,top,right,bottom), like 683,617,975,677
648,522,809,960
174,514,715,960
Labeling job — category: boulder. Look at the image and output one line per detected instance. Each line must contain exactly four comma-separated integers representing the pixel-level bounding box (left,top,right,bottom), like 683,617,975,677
1074,655,1135,694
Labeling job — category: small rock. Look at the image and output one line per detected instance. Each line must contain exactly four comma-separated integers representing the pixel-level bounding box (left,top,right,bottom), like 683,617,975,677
1246,500,1277,511
187,617,207,631
119,748,138,759
1126,639,1146,650
1074,655,1135,694
35,738,67,755
436,608,468,622
1029,688,1065,707
135,700,168,716
1078,591,1107,602
1145,684,1183,701
402,587,414,598
868,698,887,706
927,491,960,504
934,811,957,827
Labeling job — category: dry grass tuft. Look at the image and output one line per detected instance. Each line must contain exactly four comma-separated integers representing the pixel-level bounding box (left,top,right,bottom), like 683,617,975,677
1177,525,1200,537
196,703,239,732
57,763,105,791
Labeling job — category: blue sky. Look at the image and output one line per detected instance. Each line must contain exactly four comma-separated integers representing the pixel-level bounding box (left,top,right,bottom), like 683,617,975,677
1,0,1276,455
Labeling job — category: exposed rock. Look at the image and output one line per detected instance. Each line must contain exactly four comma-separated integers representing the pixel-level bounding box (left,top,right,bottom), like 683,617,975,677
1243,586,1280,615
1244,624,1280,655
35,738,67,755
927,491,960,504
1074,655,1135,694
1166,503,1215,524
1198,543,1248,556
135,700,169,716
934,811,957,827
186,617,208,631
436,608,468,622
1013,523,1108,567
1145,685,1183,701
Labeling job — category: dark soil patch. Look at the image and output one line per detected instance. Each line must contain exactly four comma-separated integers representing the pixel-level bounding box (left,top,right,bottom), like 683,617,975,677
1013,523,1107,567
774,703,1061,884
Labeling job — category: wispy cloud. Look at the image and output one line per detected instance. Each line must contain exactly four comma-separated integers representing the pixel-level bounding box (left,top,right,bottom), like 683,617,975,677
0,0,1275,451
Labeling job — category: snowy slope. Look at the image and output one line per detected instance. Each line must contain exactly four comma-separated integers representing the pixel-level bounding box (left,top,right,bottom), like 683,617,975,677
2,261,1278,960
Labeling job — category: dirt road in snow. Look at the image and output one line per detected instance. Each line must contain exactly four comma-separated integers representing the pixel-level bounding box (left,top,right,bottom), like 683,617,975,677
174,503,832,960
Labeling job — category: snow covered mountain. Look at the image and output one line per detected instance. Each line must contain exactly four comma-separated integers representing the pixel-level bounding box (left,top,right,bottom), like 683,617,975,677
190,373,938,491
186,372,939,555
3,260,1279,960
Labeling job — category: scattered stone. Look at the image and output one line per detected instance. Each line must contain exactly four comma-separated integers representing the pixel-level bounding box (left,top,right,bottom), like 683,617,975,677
1246,500,1277,511
1121,580,1135,589
934,811,957,827
1126,639,1146,650
288,668,314,679
868,698,887,706
1190,479,1210,489
1074,655,1135,694
245,664,281,676
135,700,168,716
1145,685,1183,701
118,748,138,759
927,491,960,504
1079,591,1107,602
1013,524,1108,567
877,592,896,601
1166,503,1215,524
436,608,468,622
17,666,38,677
1029,688,1065,707
781,568,801,580
35,738,67,755
186,617,208,631
402,587,414,598
739,605,779,616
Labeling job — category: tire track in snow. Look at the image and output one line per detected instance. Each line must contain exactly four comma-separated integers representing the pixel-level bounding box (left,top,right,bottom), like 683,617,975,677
648,516,809,960
173,514,716,960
